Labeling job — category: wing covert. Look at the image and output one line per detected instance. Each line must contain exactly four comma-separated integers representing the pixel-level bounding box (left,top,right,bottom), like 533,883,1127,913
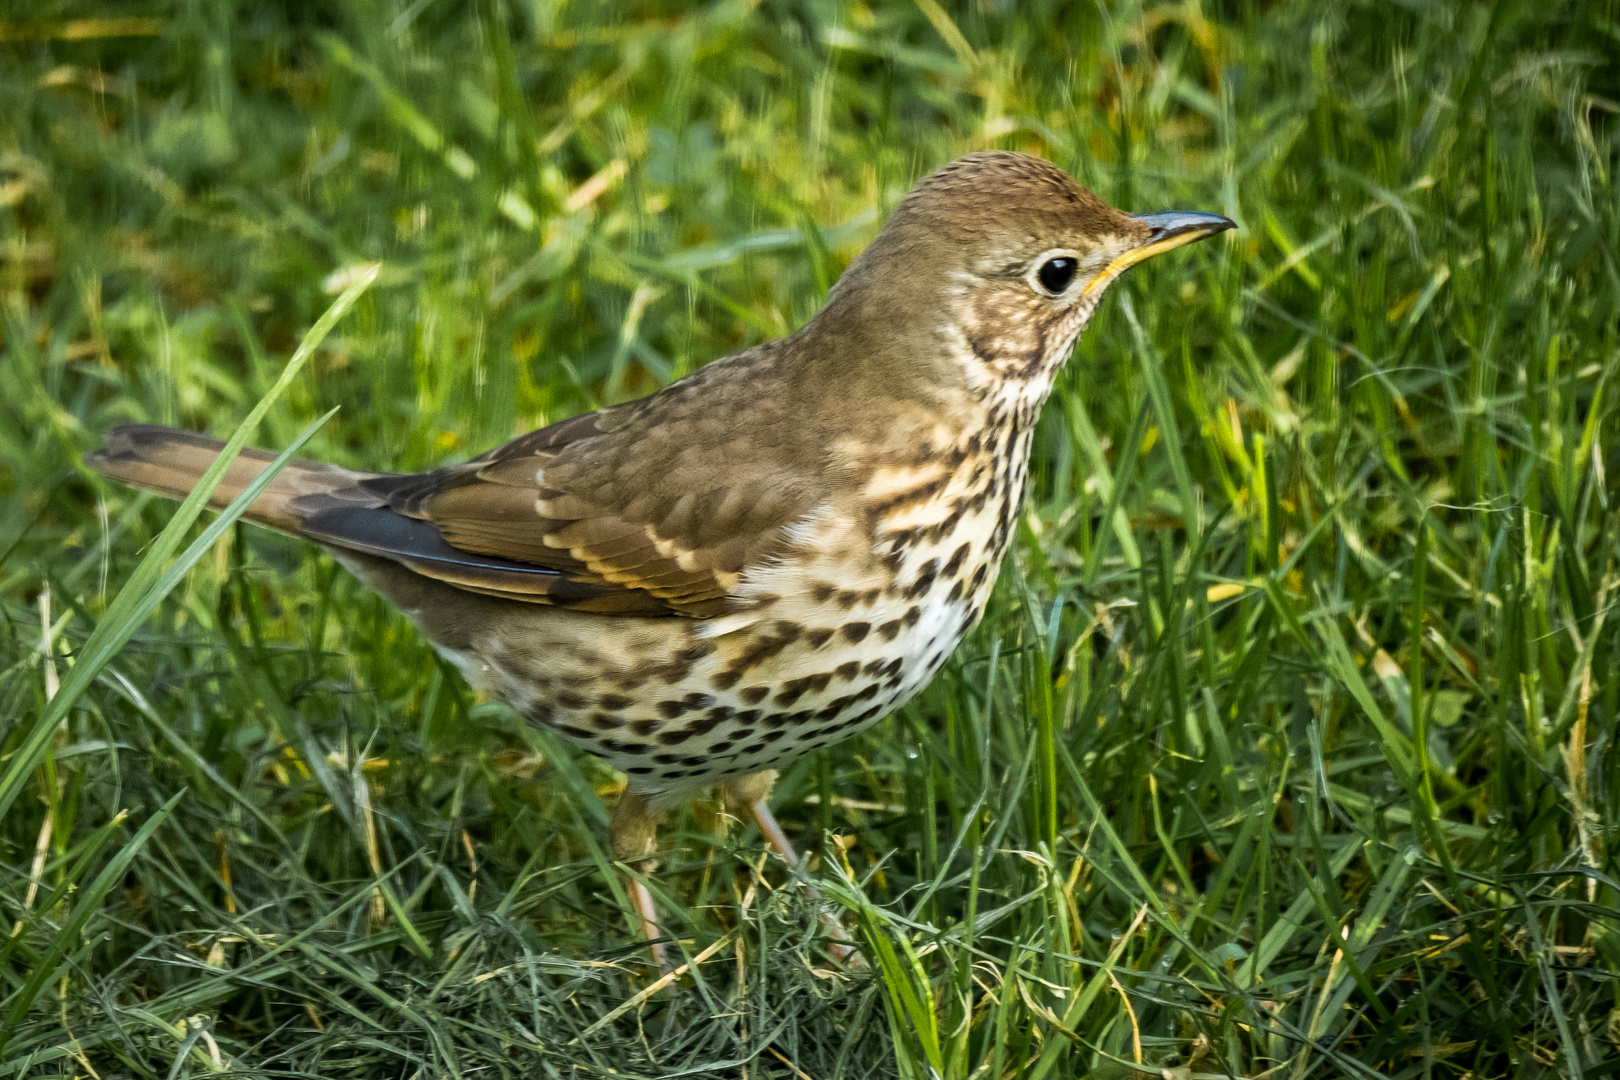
309,354,827,617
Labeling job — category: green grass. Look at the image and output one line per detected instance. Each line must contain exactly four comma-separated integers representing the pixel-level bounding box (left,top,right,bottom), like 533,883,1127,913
2,0,1618,1076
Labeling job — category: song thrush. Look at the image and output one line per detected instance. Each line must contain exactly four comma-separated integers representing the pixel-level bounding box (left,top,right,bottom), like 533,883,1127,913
86,151,1233,959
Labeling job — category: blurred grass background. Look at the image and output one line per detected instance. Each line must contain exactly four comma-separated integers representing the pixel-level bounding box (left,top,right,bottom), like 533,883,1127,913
2,0,1618,1076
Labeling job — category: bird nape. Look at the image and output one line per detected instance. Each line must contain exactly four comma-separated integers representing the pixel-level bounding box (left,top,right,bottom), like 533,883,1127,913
86,151,1234,967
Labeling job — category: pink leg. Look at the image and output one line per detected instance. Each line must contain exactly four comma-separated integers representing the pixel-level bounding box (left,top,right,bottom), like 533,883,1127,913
748,796,802,869
626,872,670,970
611,790,672,969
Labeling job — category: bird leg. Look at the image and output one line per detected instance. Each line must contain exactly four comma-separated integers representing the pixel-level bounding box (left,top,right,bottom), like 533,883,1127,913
719,770,799,865
720,770,858,964
610,789,670,969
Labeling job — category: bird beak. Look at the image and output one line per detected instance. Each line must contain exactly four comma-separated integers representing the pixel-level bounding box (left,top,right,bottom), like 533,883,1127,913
1083,210,1237,297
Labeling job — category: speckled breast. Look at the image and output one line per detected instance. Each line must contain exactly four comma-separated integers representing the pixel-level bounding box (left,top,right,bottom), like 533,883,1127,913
450,419,1033,806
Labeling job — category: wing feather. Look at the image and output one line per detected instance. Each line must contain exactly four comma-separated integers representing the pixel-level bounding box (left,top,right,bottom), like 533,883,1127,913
304,347,827,616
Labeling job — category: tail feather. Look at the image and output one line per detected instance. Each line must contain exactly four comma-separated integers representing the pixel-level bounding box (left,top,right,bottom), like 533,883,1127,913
83,424,623,611
84,424,386,534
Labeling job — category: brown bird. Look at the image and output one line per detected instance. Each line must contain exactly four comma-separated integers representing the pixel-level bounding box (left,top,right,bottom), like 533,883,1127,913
86,151,1233,960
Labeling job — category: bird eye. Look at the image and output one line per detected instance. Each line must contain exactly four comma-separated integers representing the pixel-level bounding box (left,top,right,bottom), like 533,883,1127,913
1037,257,1078,294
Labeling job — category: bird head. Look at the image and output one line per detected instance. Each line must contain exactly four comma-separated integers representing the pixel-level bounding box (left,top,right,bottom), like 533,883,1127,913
822,151,1234,399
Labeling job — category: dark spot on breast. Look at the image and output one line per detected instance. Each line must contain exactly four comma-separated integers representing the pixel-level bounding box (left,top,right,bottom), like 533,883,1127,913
806,628,834,648
557,690,586,709
811,582,837,603
841,622,870,644
589,712,622,731
528,704,555,725
740,685,769,704
835,661,859,680
601,740,650,755
877,620,902,641
653,754,681,764
767,710,812,729
873,470,948,516
970,564,989,589
684,709,731,737
835,590,861,609
657,729,693,745
903,606,921,627
598,693,633,711
711,670,742,691
943,543,970,577
556,724,596,740
946,580,964,603
760,730,786,743
905,559,939,598
657,700,684,719
779,672,834,702
726,625,800,674
815,696,853,720
630,720,658,737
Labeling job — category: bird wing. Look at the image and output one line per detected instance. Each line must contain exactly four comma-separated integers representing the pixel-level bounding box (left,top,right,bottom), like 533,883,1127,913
291,359,827,618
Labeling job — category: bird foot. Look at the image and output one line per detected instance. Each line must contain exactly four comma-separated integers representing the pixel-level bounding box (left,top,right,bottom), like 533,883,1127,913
615,778,863,972
743,793,864,969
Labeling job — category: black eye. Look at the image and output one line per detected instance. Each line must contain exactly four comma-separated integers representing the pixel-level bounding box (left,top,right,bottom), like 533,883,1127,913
1037,257,1078,294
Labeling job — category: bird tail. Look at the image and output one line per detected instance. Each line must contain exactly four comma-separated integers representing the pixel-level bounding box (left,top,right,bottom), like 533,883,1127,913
83,424,382,535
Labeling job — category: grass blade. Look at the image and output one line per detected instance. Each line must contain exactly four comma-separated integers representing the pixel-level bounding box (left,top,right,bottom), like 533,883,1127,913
0,268,375,826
